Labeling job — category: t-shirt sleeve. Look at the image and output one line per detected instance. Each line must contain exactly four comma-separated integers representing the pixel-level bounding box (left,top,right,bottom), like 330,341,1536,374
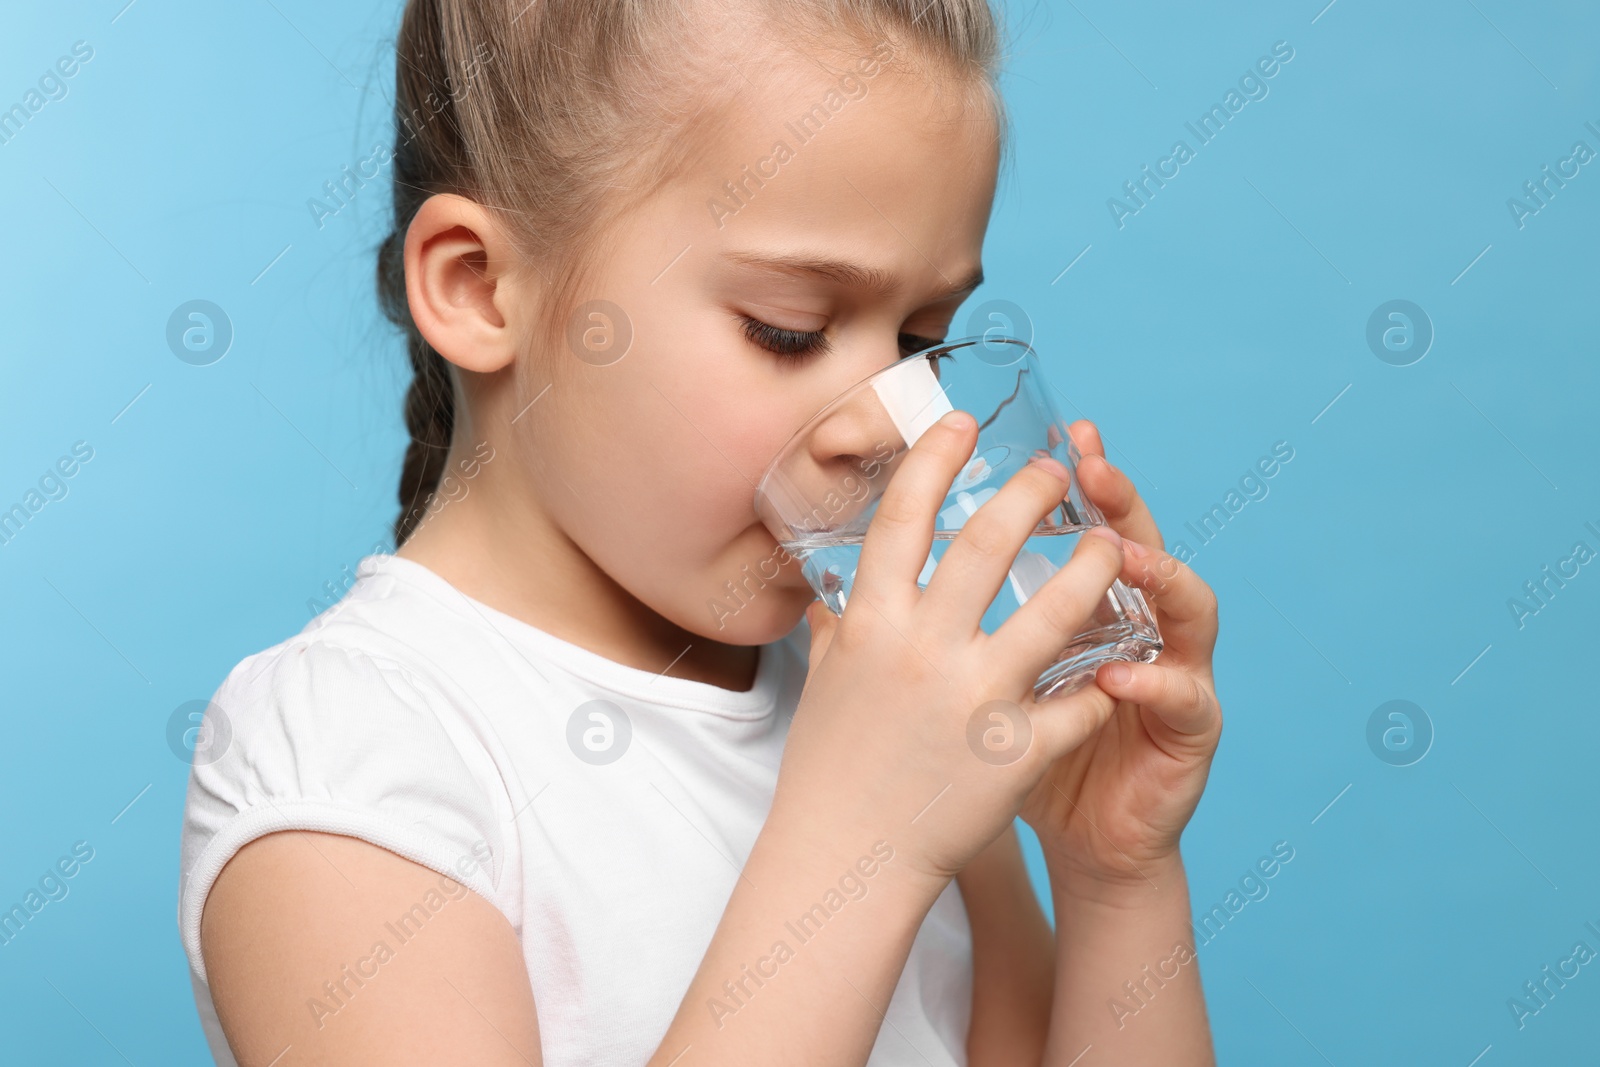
177,638,508,985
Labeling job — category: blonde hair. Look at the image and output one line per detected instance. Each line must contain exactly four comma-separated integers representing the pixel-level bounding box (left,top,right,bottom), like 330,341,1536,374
378,0,1010,545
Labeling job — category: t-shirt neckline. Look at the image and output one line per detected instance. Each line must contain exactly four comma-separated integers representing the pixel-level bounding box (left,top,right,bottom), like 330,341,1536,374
355,552,785,718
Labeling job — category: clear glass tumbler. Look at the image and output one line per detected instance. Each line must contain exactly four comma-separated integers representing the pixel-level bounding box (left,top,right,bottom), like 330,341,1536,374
753,335,1162,700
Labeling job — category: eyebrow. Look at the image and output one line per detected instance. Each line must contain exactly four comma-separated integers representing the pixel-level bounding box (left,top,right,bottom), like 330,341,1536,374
723,250,984,300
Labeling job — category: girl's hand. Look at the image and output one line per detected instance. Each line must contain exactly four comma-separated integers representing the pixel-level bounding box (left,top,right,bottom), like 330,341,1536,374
655,414,1133,1067
1019,420,1224,890
774,410,1131,885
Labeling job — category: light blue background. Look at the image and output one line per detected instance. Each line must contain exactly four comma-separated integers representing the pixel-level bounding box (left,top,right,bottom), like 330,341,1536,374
2,0,1597,1062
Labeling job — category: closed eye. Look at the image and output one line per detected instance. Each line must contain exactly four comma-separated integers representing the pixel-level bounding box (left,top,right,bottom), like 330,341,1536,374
739,316,828,359
738,315,946,362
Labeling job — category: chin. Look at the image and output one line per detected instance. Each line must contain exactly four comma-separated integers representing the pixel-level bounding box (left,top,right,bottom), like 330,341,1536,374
688,581,814,645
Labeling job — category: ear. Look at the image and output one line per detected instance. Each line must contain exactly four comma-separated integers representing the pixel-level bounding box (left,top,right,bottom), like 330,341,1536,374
403,193,530,374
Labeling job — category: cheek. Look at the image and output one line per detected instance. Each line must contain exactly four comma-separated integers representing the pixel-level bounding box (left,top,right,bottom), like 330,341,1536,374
530,280,816,633
557,383,813,640
618,357,804,522
540,360,768,557
661,387,810,547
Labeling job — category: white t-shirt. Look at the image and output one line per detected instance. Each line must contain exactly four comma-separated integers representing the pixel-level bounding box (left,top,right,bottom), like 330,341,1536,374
178,552,973,1066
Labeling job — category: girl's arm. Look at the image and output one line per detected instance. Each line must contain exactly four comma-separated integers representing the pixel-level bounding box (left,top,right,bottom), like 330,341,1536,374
955,832,1214,1067
643,805,955,1065
1019,422,1222,1065
956,825,1053,1066
1042,853,1213,1066
202,831,544,1067
204,813,955,1067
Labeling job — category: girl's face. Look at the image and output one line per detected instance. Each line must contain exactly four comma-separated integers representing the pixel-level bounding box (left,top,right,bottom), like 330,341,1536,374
518,45,1000,646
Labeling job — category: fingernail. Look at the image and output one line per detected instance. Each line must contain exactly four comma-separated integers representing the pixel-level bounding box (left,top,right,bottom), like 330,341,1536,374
1122,537,1150,558
1103,662,1132,685
1086,525,1120,545
1026,454,1072,486
939,410,974,431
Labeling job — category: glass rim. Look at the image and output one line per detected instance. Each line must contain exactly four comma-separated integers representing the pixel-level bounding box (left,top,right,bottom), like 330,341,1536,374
753,333,1038,497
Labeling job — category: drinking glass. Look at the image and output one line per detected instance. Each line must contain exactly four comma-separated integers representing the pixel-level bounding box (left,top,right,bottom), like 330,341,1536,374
753,335,1163,700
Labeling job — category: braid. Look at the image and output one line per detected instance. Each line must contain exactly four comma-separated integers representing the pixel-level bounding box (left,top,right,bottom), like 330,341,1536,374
378,227,456,547
379,0,469,547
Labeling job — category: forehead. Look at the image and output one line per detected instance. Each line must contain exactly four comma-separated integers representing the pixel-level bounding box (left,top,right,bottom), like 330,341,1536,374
648,39,1000,274
702,37,997,167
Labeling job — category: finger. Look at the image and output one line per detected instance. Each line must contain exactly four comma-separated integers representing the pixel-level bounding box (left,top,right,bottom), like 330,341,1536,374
1117,538,1218,665
1068,420,1164,552
1064,417,1102,461
917,454,1081,639
1023,676,1117,764
851,409,977,612
1067,420,1160,546
1079,453,1164,550
984,525,1127,686
1093,660,1220,742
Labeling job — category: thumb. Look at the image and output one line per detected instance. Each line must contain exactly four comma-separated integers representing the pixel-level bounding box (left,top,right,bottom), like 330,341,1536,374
804,600,839,672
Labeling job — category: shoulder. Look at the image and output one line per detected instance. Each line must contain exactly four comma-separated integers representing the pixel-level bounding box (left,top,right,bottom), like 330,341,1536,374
203,621,486,786
211,551,517,768
178,621,511,985
197,828,538,1067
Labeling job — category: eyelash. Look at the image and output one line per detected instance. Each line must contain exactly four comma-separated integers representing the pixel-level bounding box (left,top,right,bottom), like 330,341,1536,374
738,316,945,362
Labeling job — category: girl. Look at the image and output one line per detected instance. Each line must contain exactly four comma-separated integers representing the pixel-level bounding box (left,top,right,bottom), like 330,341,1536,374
178,1,1224,1064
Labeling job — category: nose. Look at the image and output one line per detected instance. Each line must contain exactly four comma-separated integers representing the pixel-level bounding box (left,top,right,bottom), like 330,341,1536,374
805,385,903,476
756,343,954,541
807,348,952,465
786,351,951,531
